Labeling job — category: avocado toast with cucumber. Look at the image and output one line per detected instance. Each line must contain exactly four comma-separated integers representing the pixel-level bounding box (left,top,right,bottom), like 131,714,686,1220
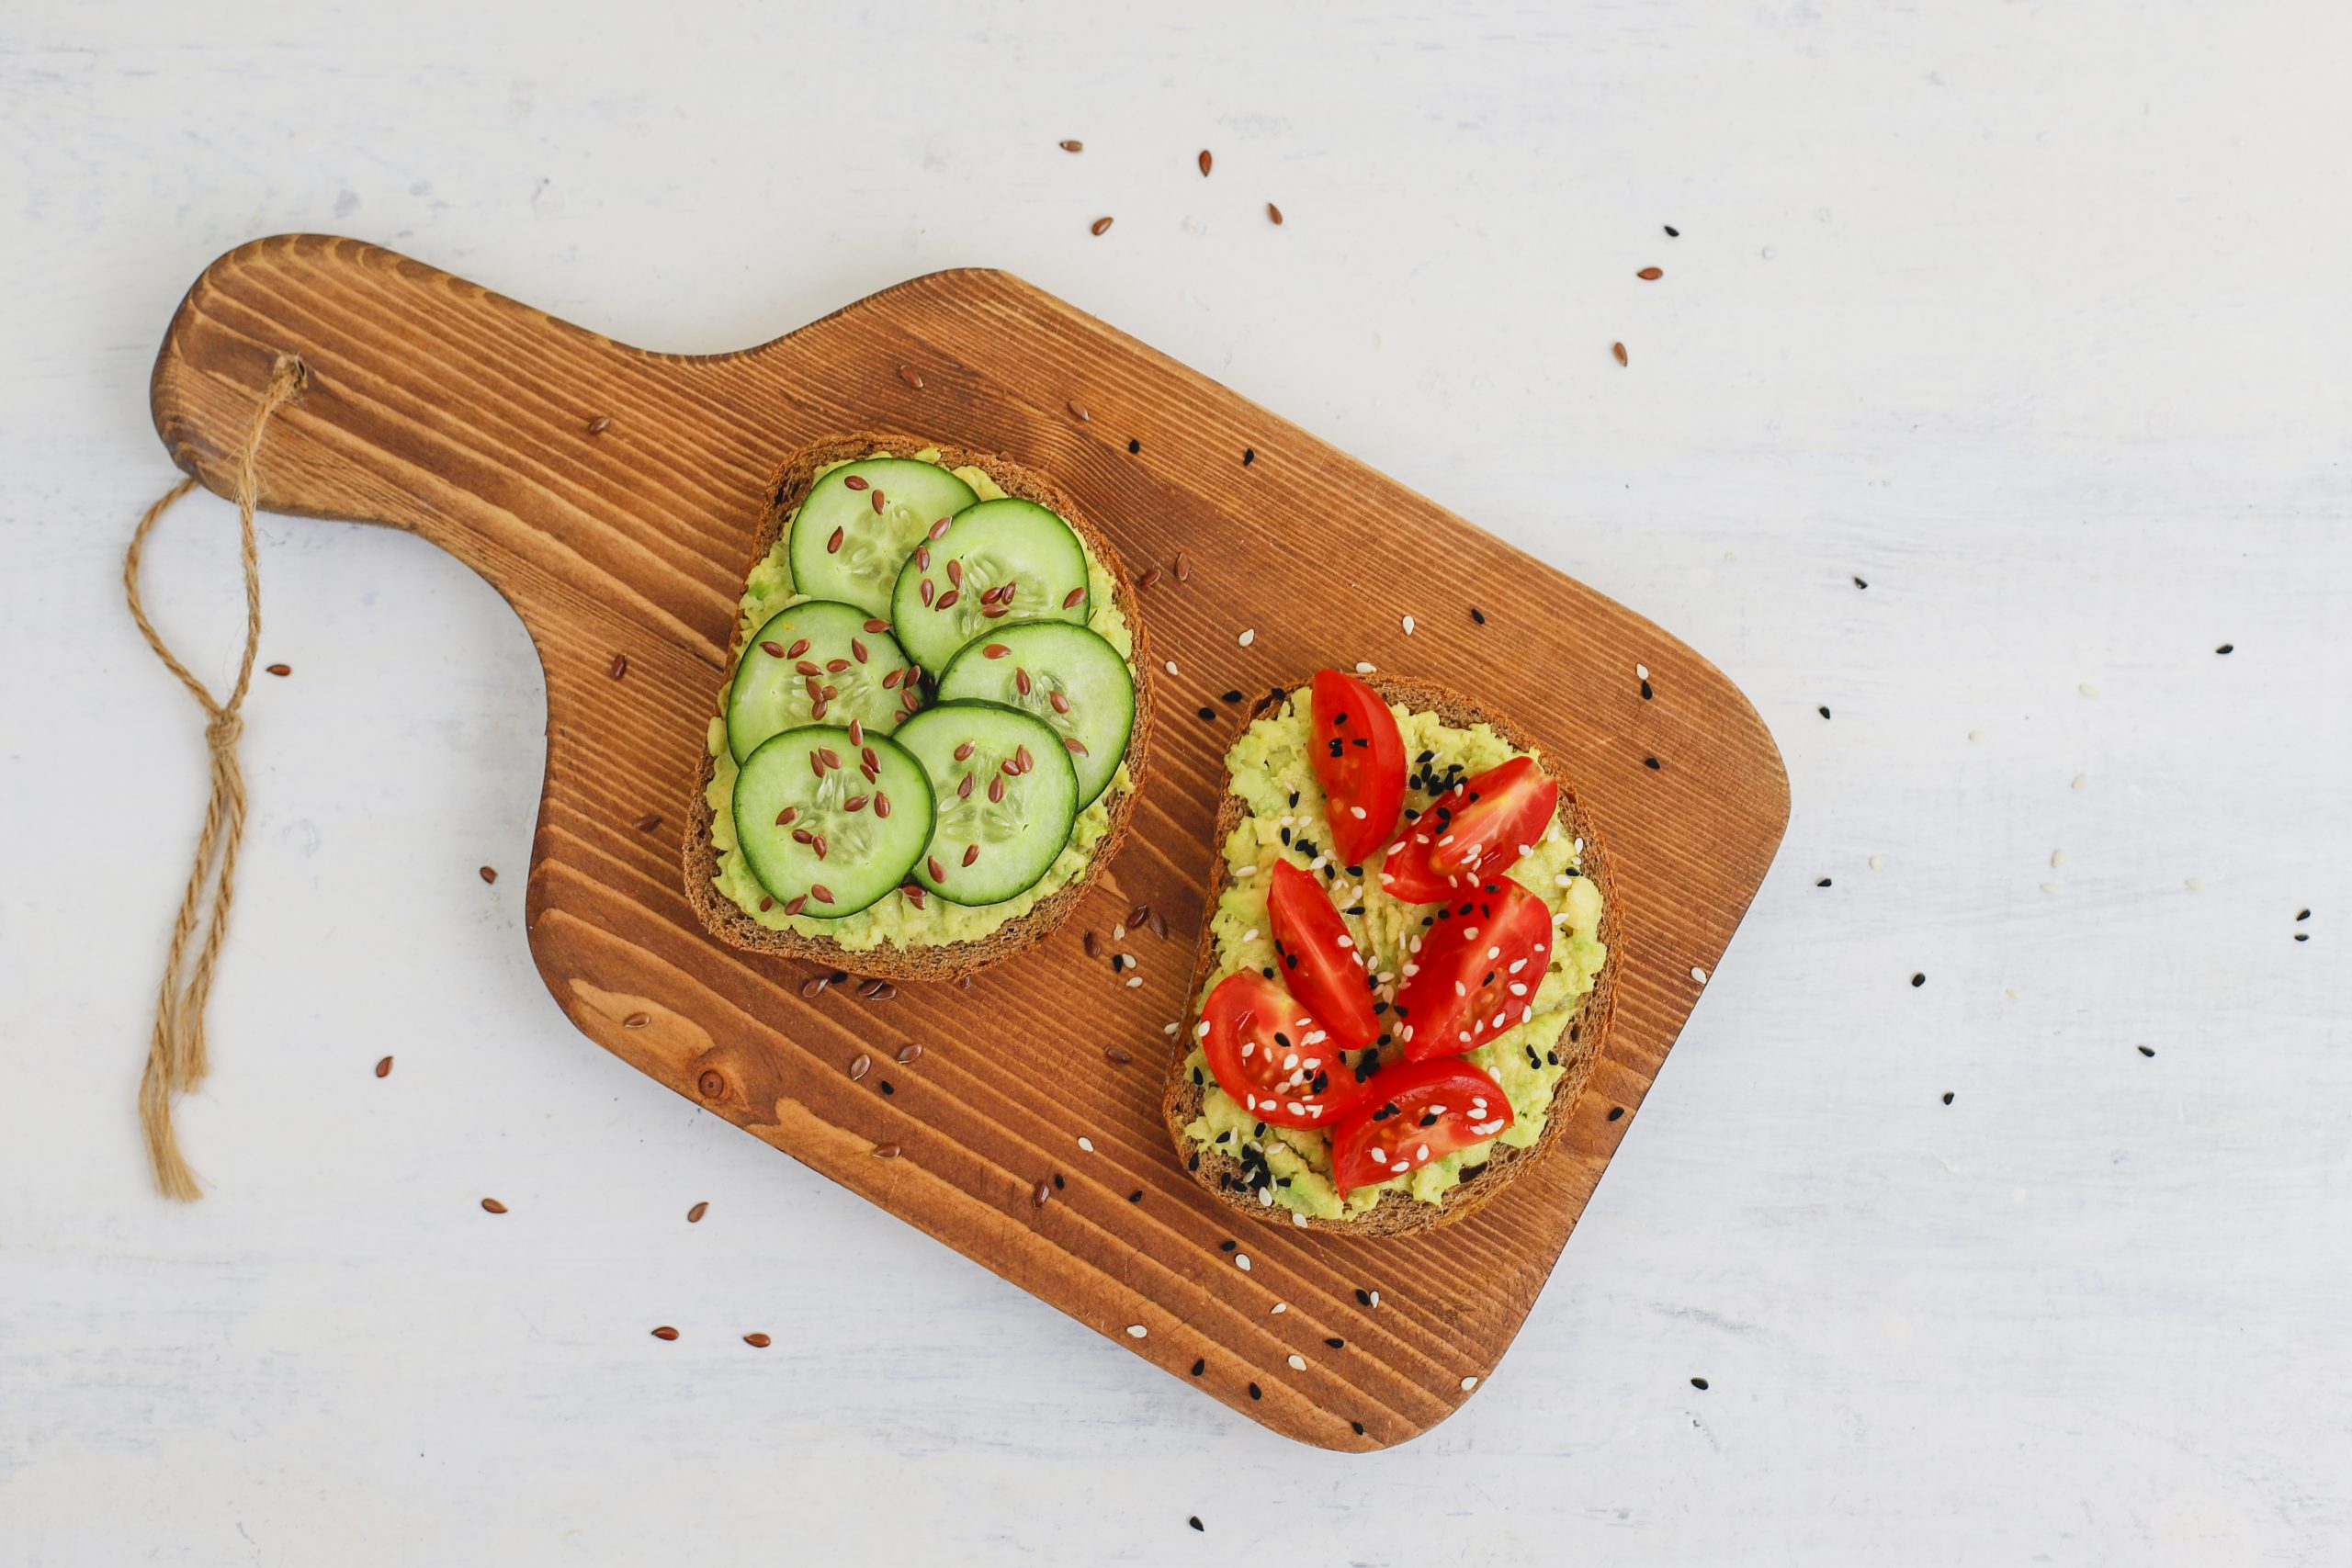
1161,671,1612,1236
683,434,1152,980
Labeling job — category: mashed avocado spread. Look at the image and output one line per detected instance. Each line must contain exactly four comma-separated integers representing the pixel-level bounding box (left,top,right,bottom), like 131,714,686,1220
1181,696,1606,1219
706,449,1135,951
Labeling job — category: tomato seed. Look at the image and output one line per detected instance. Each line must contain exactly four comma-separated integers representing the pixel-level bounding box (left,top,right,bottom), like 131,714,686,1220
481,1198,507,1213
374,1055,393,1077
650,1325,679,1341
1091,216,1114,236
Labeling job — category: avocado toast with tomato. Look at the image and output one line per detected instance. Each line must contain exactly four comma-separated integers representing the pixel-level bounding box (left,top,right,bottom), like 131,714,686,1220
1161,671,1612,1235
683,434,1152,981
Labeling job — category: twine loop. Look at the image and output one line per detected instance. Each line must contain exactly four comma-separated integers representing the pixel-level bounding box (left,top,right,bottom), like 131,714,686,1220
124,355,306,1201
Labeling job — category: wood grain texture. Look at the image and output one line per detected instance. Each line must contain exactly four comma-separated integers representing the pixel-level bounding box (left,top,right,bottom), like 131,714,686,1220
146,233,1789,1449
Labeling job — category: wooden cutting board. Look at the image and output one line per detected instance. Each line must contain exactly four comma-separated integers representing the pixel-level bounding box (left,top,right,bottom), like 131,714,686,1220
149,234,1789,1450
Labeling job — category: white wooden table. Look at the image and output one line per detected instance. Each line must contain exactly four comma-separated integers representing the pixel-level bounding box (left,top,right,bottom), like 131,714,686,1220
5,3,2347,1562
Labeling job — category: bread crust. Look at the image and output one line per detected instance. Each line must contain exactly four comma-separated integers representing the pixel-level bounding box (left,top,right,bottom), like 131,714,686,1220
680,433,1154,982
1159,674,1615,1238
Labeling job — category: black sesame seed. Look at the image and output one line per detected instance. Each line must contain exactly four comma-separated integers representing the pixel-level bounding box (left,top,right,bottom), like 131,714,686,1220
1221,689,1244,704
1818,705,1831,719
1189,1516,1204,1532
1052,1172,1065,1189
1219,1239,1236,1250
1191,1358,1206,1376
1640,680,1654,701
1910,973,1926,987
1354,1289,1373,1306
1128,1190,1143,1203
1853,575,1869,589
1941,1091,1954,1105
1325,1337,1345,1348
1644,756,1661,771
2295,932,2310,942
1470,606,1487,626
2215,642,2233,654
1690,1376,1709,1390
1351,1420,1365,1436
1188,1151,1200,1170
2137,1045,2155,1057
1126,437,1141,454
1241,448,1255,466
1197,705,1216,721
879,1079,896,1094
1817,877,1833,887
2296,908,2311,920
1247,1382,1261,1400
1607,1105,1623,1122
1664,224,1680,236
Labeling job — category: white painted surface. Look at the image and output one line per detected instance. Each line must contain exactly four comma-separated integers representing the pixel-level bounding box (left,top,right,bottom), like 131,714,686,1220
4,2,2348,1562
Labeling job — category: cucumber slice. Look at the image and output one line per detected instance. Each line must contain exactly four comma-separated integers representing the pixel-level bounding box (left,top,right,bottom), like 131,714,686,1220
730,725,935,918
788,458,979,618
892,703,1080,907
888,499,1090,672
936,623,1134,809
727,601,916,761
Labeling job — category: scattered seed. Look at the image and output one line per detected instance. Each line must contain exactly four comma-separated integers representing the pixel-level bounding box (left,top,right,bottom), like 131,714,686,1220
896,1043,923,1066
1174,553,1192,582
2072,773,2091,791
607,653,628,679
1942,1091,1955,1104
265,662,291,677
1911,973,1926,987
1059,139,1083,152
2215,642,2233,655
1137,567,1161,590
1078,1135,1095,1154
479,865,498,884
1461,1375,1479,1391
634,812,662,832
1091,216,1114,236
1607,1106,1624,1122
1665,224,1680,236
622,1012,650,1029
1031,1179,1053,1209
1691,1376,1710,1390
1102,1044,1132,1065
480,1198,506,1214
1470,607,1487,626
800,975,831,998
1198,149,1213,176
650,1325,679,1341
1636,266,1663,280
1248,1382,1262,1400
744,1333,773,1347
586,415,612,436
1611,342,1628,367
897,364,924,391
1853,575,1869,590
1287,1354,1306,1371
1238,628,1255,647
1691,965,1709,984
1083,931,1102,957
1068,400,1091,423
1401,613,1416,635
1266,202,1283,225
1127,902,1150,929
1128,437,1141,454
2138,1045,2155,1058
1221,690,1244,704
849,1054,872,1081
1189,1517,1204,1533
374,1055,393,1077
1148,908,1169,940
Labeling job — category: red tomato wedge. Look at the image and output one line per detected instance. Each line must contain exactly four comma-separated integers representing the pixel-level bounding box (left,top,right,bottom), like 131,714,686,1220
1197,971,1370,1130
1308,669,1405,867
1393,875,1554,1063
1265,859,1379,1051
1332,1057,1515,1195
1378,755,1559,904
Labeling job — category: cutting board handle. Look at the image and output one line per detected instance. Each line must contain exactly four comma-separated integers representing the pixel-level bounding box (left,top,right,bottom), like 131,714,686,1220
147,232,757,601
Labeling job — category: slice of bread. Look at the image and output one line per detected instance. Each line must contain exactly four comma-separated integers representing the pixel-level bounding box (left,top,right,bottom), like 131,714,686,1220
1159,673,1614,1238
680,432,1154,983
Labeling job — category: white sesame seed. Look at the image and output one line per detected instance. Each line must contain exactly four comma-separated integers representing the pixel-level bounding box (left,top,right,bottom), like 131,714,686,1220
1869,854,1885,871
1164,660,1179,676
1460,1375,1478,1391
1126,1324,1148,1338
1163,1021,1181,1035
1234,863,1256,877
1287,1354,1307,1371
1690,965,1709,984
1238,628,1255,647
1635,663,1649,681
2079,682,2099,697
1271,1302,1286,1314
2072,773,2091,791
1125,976,1143,987
2050,849,2067,868
1350,806,1367,818
1355,660,1376,673
1234,1253,1251,1270
1241,929,1259,942
2005,987,2023,999
1195,1020,1212,1038
1112,923,1125,941
2184,876,2204,891
1401,614,1416,635
1368,1290,1380,1308
1969,729,1984,741
1258,1187,1273,1206
2040,882,2060,894
1078,1135,1094,1153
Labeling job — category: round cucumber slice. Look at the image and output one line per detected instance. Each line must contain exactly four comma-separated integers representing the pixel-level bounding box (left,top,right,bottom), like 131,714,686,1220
788,458,979,618
731,725,935,918
727,601,915,761
936,622,1134,809
893,703,1080,907
888,499,1090,672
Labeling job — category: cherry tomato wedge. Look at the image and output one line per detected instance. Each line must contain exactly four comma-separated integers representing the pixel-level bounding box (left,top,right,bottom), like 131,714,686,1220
1308,669,1405,867
1331,1057,1515,1195
1378,755,1559,904
1197,971,1370,1130
1265,858,1379,1051
1393,875,1554,1063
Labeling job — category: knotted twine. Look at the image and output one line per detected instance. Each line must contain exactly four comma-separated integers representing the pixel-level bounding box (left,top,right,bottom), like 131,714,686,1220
122,355,307,1201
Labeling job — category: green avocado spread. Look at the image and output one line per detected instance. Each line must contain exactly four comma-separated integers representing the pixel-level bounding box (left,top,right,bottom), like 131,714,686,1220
1180,696,1607,1220
706,448,1135,951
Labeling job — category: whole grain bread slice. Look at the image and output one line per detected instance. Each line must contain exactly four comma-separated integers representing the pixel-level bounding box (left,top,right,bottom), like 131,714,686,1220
1159,672,1614,1238
681,432,1154,983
